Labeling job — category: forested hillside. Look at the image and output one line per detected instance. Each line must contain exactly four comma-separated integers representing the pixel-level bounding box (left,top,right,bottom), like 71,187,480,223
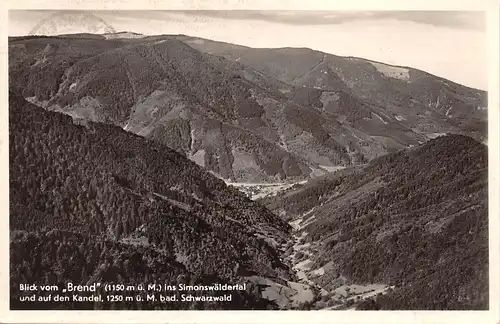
261,134,488,310
9,91,294,310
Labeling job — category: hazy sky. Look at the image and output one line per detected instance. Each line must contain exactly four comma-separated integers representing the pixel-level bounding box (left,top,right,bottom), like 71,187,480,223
8,10,487,90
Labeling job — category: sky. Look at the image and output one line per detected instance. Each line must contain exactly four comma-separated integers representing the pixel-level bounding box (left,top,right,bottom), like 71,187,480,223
8,10,487,90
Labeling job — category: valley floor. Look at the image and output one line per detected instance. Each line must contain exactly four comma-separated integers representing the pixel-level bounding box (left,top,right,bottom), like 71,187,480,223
225,180,308,200
230,175,394,310
284,215,394,310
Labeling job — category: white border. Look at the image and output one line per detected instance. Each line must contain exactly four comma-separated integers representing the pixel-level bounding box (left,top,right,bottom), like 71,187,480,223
1,1,498,323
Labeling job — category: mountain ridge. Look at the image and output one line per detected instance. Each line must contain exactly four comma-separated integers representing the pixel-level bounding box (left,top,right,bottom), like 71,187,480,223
10,32,489,91
8,33,487,183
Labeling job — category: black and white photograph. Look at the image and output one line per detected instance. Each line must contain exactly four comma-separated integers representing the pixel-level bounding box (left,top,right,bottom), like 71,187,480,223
4,7,495,316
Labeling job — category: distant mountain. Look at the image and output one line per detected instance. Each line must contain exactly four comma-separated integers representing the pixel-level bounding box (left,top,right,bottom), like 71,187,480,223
8,34,487,183
260,134,488,310
180,35,487,133
9,91,297,310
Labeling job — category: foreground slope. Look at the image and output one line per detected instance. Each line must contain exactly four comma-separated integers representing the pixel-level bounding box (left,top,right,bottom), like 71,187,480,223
8,34,487,182
261,134,488,310
9,91,296,310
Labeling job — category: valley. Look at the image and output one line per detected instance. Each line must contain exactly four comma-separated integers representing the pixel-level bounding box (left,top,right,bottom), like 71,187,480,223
259,134,488,310
222,165,398,310
233,132,489,310
237,204,397,310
